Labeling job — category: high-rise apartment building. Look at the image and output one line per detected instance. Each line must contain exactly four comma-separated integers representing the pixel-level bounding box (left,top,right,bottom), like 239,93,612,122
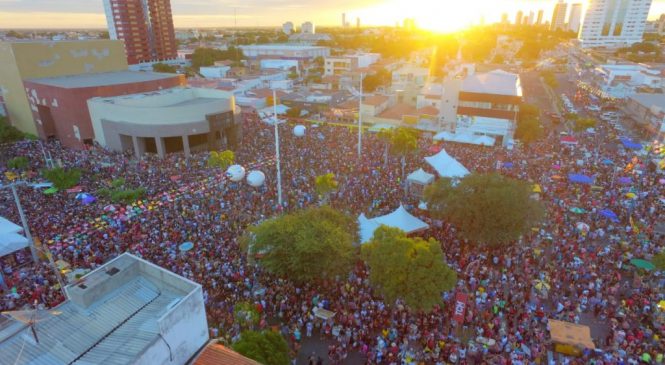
103,0,177,65
501,13,510,24
579,0,653,48
568,3,583,33
537,10,544,25
515,11,523,25
551,0,569,31
528,11,535,25
301,21,315,34
283,21,294,35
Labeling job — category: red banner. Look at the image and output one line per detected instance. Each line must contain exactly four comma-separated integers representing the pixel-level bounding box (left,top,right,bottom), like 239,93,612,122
453,292,468,325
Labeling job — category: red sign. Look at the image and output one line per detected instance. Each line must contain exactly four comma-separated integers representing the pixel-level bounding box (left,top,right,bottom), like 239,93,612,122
453,292,468,325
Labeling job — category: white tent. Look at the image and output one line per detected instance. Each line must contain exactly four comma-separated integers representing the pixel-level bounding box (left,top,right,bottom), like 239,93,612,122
407,168,435,185
0,216,22,234
358,205,429,243
424,149,470,179
433,132,496,146
0,232,29,257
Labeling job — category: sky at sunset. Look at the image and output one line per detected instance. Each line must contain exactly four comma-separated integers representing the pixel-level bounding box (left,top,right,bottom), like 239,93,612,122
0,0,664,31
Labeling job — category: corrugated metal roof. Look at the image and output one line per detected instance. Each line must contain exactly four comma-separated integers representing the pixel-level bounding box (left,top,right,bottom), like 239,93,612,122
193,342,262,365
0,276,183,365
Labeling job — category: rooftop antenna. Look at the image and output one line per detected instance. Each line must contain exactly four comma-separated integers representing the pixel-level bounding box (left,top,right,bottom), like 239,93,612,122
2,305,62,344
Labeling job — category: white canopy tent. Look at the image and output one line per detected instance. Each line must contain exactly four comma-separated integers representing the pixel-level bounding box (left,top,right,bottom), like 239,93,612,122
424,149,470,179
433,132,496,146
358,205,430,243
407,168,435,185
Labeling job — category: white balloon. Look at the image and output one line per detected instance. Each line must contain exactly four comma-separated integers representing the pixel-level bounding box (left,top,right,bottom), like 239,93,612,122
246,170,266,187
226,165,246,182
293,125,306,137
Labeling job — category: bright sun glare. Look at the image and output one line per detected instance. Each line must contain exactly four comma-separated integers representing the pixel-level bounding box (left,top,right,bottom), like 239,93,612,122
355,0,502,33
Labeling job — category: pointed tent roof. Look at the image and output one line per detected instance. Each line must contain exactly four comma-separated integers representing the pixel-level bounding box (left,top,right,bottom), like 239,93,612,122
424,149,470,178
0,216,22,235
358,205,429,244
407,168,435,185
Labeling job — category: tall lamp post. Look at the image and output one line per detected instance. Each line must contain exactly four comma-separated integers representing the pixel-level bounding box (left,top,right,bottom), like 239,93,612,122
273,89,283,206
358,73,363,159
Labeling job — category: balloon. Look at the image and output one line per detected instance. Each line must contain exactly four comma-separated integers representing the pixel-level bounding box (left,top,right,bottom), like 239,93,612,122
226,165,246,182
247,170,266,187
293,125,306,137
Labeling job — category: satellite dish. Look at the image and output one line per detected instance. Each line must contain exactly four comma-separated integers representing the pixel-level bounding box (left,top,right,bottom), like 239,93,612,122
293,125,306,137
246,170,266,187
226,165,246,182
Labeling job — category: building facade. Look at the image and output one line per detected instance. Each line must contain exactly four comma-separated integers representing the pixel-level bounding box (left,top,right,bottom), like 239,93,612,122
282,21,294,35
88,87,242,157
551,0,568,31
239,44,330,60
0,40,128,135
579,0,653,48
537,10,544,25
22,71,184,148
623,93,665,138
301,22,315,34
568,3,583,33
103,0,177,64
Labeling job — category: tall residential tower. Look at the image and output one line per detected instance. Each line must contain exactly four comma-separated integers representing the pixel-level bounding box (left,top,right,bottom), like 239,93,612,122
579,0,653,48
568,3,583,34
550,0,569,31
103,0,177,65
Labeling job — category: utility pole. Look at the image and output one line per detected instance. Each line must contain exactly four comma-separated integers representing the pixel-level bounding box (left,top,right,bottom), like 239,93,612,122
273,89,283,206
358,73,363,159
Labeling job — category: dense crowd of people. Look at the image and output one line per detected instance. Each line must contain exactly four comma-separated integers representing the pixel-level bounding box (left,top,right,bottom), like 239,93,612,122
1,105,664,364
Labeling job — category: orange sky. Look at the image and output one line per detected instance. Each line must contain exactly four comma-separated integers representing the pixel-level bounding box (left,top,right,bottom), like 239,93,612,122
0,0,663,31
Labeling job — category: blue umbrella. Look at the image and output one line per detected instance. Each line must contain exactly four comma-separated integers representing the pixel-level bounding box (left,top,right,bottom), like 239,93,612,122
599,209,619,222
617,177,632,185
568,174,594,185
619,137,642,150
179,241,194,252
81,195,96,205
602,159,613,165
503,162,514,168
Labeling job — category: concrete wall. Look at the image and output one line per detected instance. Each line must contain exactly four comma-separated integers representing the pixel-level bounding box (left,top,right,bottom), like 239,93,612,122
0,40,128,134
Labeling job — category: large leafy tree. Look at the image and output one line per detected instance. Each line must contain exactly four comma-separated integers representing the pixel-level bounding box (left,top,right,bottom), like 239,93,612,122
232,330,290,365
247,206,357,283
314,173,338,204
0,116,24,144
424,173,545,247
42,167,81,190
515,115,543,144
362,226,457,312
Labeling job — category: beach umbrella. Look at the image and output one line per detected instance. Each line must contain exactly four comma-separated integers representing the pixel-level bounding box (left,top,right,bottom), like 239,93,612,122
602,159,613,165
576,222,590,232
103,205,116,212
658,300,665,310
617,177,632,185
629,258,655,271
568,174,594,185
179,241,194,252
570,207,586,214
658,178,665,185
534,280,550,291
626,192,637,199
503,162,514,168
44,187,58,195
81,196,96,205
599,209,619,222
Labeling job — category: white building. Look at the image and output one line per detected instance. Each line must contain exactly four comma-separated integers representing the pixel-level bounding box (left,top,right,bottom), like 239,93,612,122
568,3,583,34
551,0,568,31
200,65,230,79
579,0,653,48
239,44,329,60
323,53,381,76
624,93,665,138
301,21,315,35
260,59,299,72
282,21,295,35
0,253,209,365
591,63,665,98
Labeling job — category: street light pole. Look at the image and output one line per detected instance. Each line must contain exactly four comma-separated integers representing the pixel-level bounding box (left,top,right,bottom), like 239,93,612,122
273,89,283,206
358,73,363,159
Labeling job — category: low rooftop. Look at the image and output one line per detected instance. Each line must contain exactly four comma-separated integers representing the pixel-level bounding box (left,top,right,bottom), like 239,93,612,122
0,253,201,365
629,93,665,110
462,69,523,97
27,71,178,89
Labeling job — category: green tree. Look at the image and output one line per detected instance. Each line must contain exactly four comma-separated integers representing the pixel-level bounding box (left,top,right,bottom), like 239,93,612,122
234,302,260,330
287,66,298,80
207,150,235,169
0,116,25,144
376,128,393,167
315,173,338,204
424,173,545,247
516,115,543,144
97,178,146,204
389,128,418,181
7,156,29,170
362,226,457,312
246,206,357,283
191,47,245,70
41,167,81,190
152,62,178,73
362,69,391,93
573,117,596,132
652,251,665,271
541,70,559,89
232,330,290,365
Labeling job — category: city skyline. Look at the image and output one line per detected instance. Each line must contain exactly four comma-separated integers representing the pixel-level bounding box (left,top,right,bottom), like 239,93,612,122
0,0,664,31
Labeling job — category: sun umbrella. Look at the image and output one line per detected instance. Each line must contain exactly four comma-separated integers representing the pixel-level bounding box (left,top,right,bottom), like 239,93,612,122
570,207,586,214
534,280,550,291
602,159,613,165
599,209,619,222
630,258,655,271
103,205,116,212
626,192,637,199
658,300,665,310
44,187,58,195
81,196,96,205
617,177,632,185
179,241,194,252
568,174,594,185
503,162,514,168
576,222,590,232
